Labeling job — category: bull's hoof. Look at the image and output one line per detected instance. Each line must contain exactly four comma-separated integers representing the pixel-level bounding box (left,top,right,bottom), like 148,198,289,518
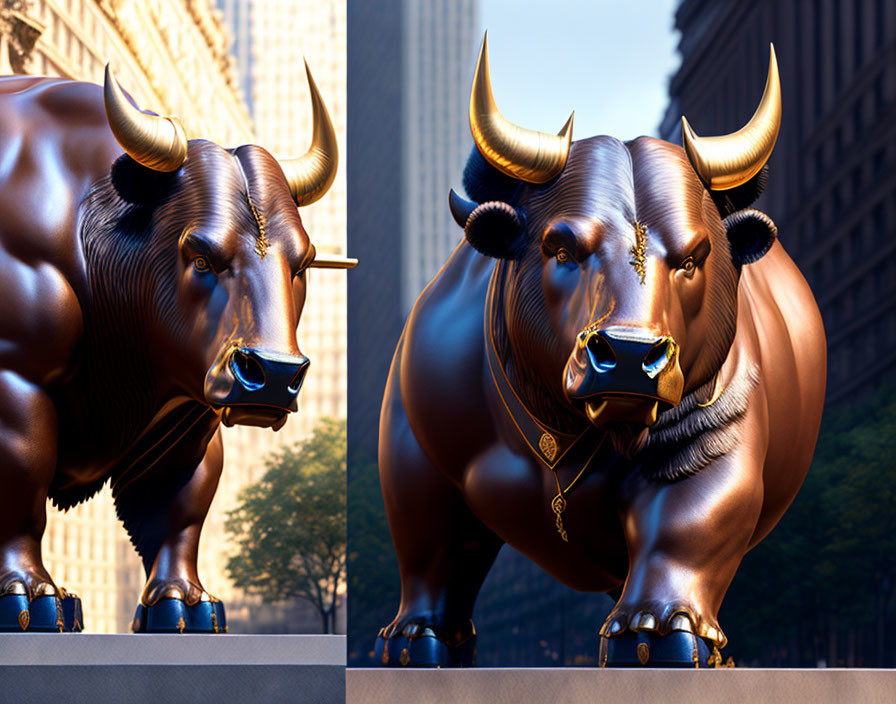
374,618,476,667
0,591,83,632
599,630,727,668
131,598,227,634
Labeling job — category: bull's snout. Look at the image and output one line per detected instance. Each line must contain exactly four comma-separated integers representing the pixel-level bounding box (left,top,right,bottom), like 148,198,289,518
565,325,684,426
230,347,310,397
583,331,676,380
206,346,310,429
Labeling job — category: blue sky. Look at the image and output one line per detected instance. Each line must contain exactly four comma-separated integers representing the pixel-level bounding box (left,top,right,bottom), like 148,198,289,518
478,0,681,141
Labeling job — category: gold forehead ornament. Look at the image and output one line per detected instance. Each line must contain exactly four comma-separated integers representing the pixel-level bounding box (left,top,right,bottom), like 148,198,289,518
630,221,647,284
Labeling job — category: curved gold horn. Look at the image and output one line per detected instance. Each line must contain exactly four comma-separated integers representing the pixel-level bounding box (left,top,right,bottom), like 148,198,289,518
681,44,781,190
278,60,339,207
103,64,188,172
469,32,573,184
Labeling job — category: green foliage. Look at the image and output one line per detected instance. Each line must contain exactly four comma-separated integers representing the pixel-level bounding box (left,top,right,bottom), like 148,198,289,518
721,385,896,666
225,418,346,633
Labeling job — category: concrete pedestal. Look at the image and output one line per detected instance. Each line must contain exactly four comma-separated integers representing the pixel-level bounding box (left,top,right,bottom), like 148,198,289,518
0,634,345,704
346,667,896,704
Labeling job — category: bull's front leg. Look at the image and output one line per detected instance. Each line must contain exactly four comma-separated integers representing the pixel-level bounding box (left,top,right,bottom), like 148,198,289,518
132,427,225,633
600,416,766,667
0,372,81,632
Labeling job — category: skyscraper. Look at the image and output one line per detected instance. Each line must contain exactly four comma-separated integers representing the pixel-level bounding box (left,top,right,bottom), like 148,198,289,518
658,0,896,406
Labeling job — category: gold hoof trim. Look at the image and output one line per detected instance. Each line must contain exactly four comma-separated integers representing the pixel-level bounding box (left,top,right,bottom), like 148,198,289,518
637,642,650,665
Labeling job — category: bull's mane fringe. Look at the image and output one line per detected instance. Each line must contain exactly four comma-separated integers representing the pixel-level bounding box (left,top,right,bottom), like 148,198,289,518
636,363,760,482
47,176,163,512
463,147,519,204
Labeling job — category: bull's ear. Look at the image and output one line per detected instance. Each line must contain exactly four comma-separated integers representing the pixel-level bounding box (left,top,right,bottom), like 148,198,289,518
111,154,176,205
723,208,777,266
464,200,525,259
710,165,768,218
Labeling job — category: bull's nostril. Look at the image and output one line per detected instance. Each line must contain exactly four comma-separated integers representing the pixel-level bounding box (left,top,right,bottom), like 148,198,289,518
586,334,616,373
288,360,310,394
231,349,266,391
642,338,674,378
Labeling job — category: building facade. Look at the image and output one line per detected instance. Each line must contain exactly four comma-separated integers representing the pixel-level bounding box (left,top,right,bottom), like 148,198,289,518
658,0,896,406
208,0,349,633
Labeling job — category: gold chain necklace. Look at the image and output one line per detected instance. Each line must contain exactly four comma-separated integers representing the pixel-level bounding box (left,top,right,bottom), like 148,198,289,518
549,435,605,542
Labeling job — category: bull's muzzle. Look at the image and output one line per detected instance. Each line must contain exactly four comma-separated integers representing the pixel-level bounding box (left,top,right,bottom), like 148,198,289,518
565,326,684,427
205,346,310,429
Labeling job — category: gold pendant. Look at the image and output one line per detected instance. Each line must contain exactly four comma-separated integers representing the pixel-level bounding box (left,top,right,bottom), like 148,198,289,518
551,493,568,542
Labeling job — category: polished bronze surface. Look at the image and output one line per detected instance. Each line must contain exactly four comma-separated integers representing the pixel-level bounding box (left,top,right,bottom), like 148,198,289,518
0,71,347,629
681,45,781,190
376,50,825,665
469,33,573,184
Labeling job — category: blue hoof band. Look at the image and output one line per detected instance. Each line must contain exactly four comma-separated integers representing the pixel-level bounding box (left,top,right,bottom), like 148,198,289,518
132,599,227,633
599,629,714,667
0,593,82,632
61,595,83,632
375,633,476,668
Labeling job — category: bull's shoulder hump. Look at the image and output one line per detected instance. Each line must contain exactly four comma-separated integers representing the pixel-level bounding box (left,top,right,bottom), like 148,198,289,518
0,78,119,175
400,242,493,396
6,77,107,125
413,239,495,312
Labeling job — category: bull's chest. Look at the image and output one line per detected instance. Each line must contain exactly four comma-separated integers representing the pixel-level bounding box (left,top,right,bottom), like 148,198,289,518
54,399,216,501
460,419,629,591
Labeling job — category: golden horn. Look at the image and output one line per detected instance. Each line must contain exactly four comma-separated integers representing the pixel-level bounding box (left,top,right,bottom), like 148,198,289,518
469,32,573,183
103,64,188,172
681,44,781,190
278,60,339,207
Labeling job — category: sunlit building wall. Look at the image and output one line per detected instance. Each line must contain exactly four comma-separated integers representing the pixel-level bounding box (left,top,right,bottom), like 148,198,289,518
0,0,253,633
207,0,347,633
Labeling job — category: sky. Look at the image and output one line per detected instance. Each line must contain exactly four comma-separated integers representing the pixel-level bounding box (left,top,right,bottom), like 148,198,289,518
478,0,681,142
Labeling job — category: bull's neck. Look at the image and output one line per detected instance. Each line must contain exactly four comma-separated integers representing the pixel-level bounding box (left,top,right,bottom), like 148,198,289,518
488,262,589,436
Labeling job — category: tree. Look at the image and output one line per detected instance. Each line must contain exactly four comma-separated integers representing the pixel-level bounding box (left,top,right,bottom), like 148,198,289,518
225,418,346,633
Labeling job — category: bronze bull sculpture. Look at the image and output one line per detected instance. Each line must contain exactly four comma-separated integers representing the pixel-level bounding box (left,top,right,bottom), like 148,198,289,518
0,63,354,633
375,37,825,667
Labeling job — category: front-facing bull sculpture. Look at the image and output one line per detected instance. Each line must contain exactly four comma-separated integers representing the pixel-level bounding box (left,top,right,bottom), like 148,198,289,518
375,37,825,667
0,63,354,633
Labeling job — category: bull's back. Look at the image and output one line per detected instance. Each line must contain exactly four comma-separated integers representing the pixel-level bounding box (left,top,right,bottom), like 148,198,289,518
0,77,120,385
739,240,826,541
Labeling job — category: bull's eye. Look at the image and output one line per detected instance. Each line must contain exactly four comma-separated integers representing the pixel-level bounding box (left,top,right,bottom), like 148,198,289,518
680,256,696,278
193,256,211,273
556,248,572,264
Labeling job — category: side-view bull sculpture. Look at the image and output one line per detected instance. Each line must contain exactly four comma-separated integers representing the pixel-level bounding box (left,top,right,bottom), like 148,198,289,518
0,62,354,633
375,36,825,667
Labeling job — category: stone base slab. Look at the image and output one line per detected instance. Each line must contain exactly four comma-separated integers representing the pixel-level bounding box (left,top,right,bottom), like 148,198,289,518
0,634,345,704
346,667,896,704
